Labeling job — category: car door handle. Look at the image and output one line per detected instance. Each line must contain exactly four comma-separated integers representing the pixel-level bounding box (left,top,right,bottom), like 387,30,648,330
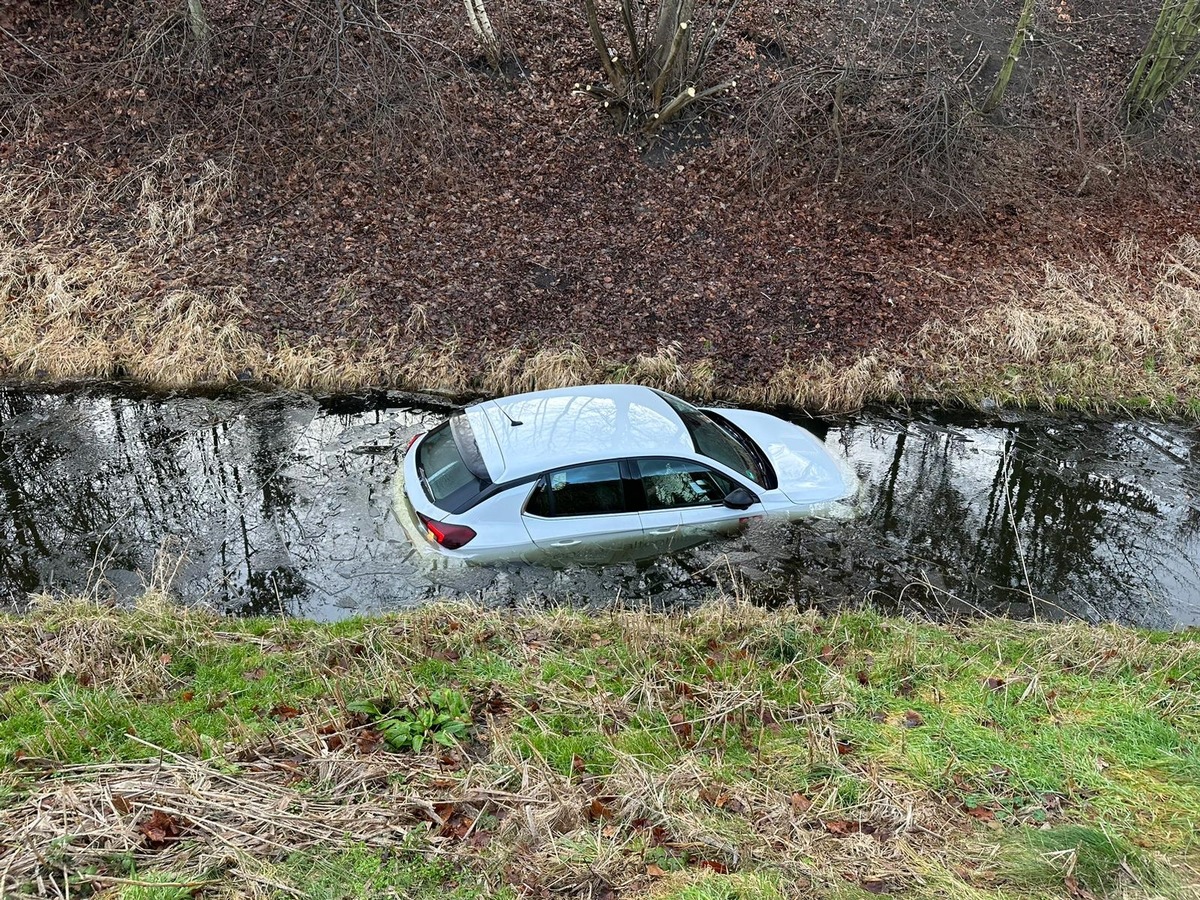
647,528,677,535
550,539,582,547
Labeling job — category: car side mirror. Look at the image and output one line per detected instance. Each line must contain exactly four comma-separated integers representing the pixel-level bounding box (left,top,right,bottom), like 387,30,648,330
723,487,756,510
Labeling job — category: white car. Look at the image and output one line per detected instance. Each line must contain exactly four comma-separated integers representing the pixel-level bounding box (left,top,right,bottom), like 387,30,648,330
393,385,858,563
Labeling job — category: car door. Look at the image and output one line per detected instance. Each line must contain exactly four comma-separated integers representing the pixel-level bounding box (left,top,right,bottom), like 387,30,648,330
520,461,643,563
634,457,763,549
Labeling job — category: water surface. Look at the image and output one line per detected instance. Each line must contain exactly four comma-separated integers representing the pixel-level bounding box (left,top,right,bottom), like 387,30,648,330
1,385,1197,627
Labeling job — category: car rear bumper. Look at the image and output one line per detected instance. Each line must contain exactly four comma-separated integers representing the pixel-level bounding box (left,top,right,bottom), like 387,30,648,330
390,463,474,566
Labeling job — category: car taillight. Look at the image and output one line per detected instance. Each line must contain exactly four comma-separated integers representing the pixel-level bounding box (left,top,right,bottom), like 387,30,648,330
406,431,425,452
417,513,476,550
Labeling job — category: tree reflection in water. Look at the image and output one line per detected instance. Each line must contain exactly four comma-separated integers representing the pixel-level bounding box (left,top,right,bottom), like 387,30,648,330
0,389,1197,627
751,412,1200,628
0,387,442,618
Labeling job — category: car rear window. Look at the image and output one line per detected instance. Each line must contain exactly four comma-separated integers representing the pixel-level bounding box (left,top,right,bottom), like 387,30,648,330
525,461,626,517
416,419,488,510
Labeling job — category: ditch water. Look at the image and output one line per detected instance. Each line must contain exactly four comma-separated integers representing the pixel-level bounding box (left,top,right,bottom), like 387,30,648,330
1,384,1198,629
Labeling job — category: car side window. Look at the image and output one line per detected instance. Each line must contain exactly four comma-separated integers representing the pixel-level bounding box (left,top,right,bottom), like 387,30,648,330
525,461,627,517
635,458,734,509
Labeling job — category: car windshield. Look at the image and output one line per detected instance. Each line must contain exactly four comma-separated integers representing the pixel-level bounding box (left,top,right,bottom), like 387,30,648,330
655,392,767,486
416,419,487,509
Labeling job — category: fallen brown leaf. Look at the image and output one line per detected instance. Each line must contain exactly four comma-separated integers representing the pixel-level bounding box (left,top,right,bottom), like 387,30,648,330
1065,874,1100,900
825,819,872,836
587,797,615,820
964,804,996,821
355,728,384,753
139,809,185,848
669,712,693,741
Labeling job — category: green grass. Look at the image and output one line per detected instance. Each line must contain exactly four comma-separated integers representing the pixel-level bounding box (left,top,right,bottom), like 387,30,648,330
996,825,1186,899
103,849,508,900
0,638,324,763
269,845,512,900
116,871,201,900
650,870,787,899
1,596,1197,899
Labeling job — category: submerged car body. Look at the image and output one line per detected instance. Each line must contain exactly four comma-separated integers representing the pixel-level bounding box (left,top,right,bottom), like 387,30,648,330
394,385,858,563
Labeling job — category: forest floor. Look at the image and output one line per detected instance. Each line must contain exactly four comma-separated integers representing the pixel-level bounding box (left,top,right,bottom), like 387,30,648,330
2,0,1200,412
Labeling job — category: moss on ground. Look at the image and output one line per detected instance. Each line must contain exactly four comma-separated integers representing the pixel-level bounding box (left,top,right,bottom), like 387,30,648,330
1,595,1197,898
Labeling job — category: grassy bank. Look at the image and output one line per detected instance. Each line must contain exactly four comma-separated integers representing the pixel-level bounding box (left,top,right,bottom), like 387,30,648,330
1,594,1198,899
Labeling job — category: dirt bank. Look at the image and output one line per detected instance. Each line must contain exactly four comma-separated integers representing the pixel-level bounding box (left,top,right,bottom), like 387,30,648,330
2,0,1199,411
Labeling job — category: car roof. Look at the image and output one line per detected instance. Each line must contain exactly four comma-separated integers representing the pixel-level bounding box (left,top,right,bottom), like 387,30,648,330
463,384,695,483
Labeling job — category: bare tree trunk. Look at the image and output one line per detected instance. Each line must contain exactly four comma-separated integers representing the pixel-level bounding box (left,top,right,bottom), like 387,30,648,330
183,0,212,68
185,0,211,45
651,0,694,88
983,0,1035,114
582,0,624,94
464,0,503,69
651,20,689,106
1124,0,1200,125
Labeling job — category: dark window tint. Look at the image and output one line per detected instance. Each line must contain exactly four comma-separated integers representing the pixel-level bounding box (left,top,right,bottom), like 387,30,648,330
525,462,626,517
636,458,734,509
525,480,552,517
654,392,767,486
416,422,486,509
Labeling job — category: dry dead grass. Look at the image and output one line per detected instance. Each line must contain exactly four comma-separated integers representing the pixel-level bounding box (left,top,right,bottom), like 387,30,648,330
910,236,1200,414
3,749,420,898
752,353,904,412
5,150,1200,414
0,158,252,387
480,342,720,402
0,154,423,392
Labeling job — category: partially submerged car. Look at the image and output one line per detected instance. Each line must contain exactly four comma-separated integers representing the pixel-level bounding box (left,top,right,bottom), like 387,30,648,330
394,385,858,563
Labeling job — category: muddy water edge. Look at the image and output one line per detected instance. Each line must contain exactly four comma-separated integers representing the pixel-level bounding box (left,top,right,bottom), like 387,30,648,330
0,383,1197,629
